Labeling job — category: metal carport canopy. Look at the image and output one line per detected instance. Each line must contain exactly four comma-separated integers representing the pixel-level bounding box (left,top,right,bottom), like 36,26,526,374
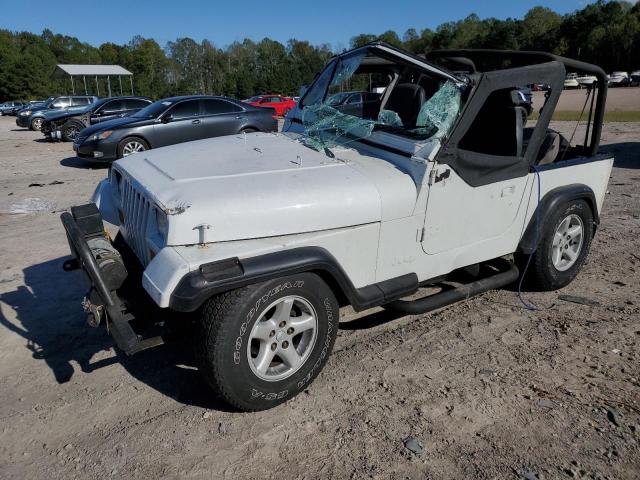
52,64,134,96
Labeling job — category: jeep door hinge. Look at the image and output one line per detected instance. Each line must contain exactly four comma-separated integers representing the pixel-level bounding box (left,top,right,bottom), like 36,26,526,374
428,165,451,185
428,167,437,186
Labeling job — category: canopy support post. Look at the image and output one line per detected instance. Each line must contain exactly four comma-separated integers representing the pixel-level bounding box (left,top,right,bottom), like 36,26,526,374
119,76,123,95
107,76,112,97
83,76,88,95
95,76,100,96
70,76,75,95
129,76,134,95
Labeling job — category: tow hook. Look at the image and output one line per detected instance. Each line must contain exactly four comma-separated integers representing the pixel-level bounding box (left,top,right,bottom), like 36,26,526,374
82,296,104,328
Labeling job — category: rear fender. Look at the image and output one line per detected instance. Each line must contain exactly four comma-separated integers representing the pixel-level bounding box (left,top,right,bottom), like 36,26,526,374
517,183,598,254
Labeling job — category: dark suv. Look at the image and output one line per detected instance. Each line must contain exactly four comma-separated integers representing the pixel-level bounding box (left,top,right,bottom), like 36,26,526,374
42,96,152,142
16,96,99,130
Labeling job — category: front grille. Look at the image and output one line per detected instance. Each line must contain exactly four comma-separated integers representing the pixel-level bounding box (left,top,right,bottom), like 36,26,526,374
120,178,153,266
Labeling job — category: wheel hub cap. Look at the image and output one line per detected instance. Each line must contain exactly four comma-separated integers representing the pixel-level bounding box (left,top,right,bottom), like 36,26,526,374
123,142,145,156
551,214,584,271
247,295,318,382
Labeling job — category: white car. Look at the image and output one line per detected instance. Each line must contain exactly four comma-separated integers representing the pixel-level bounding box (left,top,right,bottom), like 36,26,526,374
608,71,629,87
61,43,613,411
564,73,580,89
576,74,597,87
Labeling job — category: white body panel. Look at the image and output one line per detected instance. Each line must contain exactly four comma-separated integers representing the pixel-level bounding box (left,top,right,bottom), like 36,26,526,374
96,102,613,310
113,132,418,245
143,223,380,308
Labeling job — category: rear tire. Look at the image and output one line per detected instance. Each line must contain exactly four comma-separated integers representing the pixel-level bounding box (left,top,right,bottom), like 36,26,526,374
117,137,149,158
525,199,594,291
240,127,258,134
196,273,339,411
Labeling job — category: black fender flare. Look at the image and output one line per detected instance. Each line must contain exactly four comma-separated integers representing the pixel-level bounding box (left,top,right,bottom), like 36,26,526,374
517,183,599,254
169,246,418,313
239,125,262,132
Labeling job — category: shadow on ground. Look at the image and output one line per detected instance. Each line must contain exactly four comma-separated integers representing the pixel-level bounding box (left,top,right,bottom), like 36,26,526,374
60,156,109,170
0,256,232,411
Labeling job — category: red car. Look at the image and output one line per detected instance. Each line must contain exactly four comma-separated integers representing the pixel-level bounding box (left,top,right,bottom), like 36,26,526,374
245,95,296,117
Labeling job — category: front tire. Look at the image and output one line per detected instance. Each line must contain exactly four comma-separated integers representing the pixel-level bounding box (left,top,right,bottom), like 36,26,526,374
61,120,84,142
196,273,339,411
117,137,149,158
526,199,594,290
30,117,43,131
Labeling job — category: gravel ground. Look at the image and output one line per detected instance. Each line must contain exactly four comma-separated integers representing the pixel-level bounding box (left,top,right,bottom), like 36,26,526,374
0,116,639,479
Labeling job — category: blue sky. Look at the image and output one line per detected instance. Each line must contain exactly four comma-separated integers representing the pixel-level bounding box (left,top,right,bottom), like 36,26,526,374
1,0,595,49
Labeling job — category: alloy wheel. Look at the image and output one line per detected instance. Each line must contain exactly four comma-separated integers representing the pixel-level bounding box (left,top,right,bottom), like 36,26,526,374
247,295,318,382
122,141,146,156
551,214,584,271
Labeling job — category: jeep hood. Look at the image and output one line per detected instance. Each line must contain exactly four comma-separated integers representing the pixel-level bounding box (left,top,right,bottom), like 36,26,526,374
114,132,417,245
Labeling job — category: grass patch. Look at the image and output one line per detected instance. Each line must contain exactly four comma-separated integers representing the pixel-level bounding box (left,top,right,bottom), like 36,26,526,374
531,110,640,122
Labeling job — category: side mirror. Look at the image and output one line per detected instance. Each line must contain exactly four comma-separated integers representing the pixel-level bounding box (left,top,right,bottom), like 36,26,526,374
161,113,173,123
299,85,309,98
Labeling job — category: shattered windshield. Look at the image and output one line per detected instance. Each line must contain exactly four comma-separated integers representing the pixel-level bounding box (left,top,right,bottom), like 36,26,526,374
298,47,464,150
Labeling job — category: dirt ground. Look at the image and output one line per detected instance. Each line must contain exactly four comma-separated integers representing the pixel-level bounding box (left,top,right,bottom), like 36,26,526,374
0,113,639,480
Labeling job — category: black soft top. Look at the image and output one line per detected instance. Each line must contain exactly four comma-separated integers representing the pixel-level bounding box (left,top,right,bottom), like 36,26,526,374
427,49,607,158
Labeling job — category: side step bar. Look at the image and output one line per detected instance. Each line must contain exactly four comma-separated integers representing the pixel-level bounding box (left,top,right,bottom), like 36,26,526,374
387,261,519,315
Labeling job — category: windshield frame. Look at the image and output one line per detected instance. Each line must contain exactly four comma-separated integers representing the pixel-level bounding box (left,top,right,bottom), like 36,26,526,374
297,45,465,147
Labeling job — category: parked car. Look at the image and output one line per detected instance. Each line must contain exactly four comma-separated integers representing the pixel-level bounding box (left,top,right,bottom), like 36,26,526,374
629,71,640,87
325,91,382,118
61,43,613,411
42,96,152,142
576,74,597,87
564,73,580,89
16,95,99,130
245,95,296,116
73,95,277,161
0,101,25,116
608,71,630,87
531,83,551,91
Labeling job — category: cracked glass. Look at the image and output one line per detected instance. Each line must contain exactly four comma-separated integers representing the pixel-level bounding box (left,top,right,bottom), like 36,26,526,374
298,47,464,151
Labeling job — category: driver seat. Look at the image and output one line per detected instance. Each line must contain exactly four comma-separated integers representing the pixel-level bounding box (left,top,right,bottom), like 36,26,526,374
384,83,426,127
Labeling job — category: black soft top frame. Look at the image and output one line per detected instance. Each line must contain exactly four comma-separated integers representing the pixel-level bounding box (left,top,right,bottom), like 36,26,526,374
427,49,608,157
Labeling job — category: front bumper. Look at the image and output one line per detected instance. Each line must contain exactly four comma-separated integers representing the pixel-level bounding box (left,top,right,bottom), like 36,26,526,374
15,116,30,128
73,138,118,161
61,204,163,354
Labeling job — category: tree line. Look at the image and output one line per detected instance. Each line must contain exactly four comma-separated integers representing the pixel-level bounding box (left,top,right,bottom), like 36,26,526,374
1,0,639,102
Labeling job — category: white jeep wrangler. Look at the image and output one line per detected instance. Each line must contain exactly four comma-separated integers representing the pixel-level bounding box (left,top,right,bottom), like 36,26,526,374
61,43,613,411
